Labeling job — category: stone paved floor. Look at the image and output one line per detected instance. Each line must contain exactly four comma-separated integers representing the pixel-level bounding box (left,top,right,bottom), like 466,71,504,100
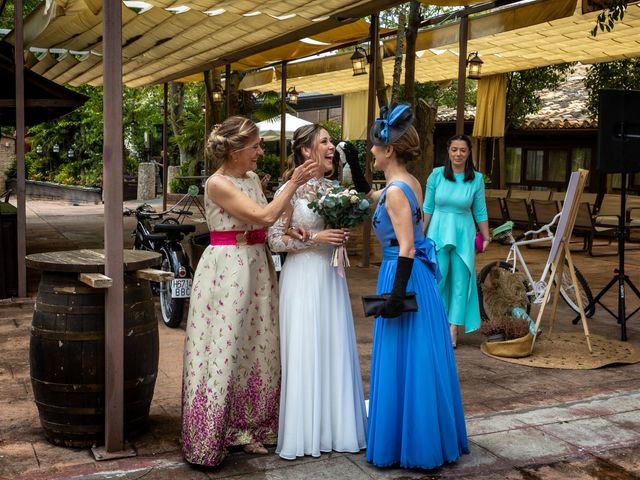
2,199,640,479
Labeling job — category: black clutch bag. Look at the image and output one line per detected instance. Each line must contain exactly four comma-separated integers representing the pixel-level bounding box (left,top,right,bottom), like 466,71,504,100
361,292,418,317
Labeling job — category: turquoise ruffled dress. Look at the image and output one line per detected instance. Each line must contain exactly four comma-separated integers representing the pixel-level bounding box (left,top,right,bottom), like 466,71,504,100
422,167,487,333
366,180,468,469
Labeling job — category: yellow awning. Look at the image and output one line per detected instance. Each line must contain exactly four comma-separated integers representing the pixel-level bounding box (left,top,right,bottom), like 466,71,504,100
7,0,399,87
240,1,640,96
472,74,506,138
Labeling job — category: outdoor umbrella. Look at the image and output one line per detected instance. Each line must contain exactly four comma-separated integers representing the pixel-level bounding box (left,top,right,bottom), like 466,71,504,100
256,113,312,141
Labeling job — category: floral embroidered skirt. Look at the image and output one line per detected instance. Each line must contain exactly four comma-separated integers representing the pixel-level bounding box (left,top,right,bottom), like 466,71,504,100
181,244,280,466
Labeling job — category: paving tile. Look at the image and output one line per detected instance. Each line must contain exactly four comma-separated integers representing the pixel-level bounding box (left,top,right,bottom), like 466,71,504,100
0,441,39,477
470,426,576,464
598,443,640,475
539,417,640,451
516,454,638,480
509,404,599,427
344,453,432,479
577,392,640,416
466,412,527,436
217,455,371,480
606,411,640,433
439,441,509,477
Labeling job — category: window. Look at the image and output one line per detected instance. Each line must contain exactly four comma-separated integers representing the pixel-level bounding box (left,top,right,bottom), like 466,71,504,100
548,150,567,183
525,150,544,181
505,147,522,183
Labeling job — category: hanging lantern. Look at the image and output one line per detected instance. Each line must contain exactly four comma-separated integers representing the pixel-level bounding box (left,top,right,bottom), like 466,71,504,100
287,87,299,105
466,51,484,80
350,47,369,76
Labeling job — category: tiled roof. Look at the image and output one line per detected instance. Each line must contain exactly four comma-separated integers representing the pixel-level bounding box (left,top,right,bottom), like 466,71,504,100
436,65,596,130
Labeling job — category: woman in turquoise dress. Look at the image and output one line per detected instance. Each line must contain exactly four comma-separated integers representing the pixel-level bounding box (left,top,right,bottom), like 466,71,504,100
422,134,490,347
345,104,468,469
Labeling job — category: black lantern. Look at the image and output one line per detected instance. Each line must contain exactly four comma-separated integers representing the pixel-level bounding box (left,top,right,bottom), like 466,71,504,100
466,51,484,80
286,87,299,105
36,145,43,154
67,147,75,158
212,86,223,103
52,143,60,154
350,46,369,76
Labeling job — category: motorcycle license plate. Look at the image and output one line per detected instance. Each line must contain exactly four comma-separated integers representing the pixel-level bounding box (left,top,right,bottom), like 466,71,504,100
171,278,192,298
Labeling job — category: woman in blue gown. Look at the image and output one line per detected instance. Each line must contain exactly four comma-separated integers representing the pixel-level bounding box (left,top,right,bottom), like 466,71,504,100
344,104,468,469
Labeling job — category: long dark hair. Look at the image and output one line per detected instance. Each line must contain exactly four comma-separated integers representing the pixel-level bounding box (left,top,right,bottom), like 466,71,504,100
444,134,475,183
282,124,324,182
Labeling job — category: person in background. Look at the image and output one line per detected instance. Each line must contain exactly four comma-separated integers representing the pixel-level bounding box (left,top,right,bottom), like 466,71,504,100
344,104,468,469
267,124,368,461
423,134,490,348
181,116,316,467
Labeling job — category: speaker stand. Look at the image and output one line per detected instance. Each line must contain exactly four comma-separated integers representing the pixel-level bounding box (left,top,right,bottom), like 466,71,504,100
573,172,640,340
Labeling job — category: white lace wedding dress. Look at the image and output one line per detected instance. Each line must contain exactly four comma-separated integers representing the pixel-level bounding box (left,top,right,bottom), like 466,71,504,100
268,177,367,460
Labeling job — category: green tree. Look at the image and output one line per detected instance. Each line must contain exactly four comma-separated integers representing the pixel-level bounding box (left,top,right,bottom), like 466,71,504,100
589,0,628,36
583,59,640,117
0,0,41,29
505,63,575,130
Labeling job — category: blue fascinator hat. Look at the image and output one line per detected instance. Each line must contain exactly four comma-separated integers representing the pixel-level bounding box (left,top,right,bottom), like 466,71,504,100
369,103,415,146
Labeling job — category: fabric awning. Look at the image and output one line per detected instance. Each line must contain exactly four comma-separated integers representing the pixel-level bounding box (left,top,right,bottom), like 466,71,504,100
0,41,87,126
6,0,399,87
472,74,506,138
239,0,640,96
256,113,312,141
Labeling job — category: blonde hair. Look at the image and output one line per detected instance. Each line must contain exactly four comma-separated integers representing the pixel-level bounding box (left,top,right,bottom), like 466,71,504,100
282,124,325,182
205,116,259,167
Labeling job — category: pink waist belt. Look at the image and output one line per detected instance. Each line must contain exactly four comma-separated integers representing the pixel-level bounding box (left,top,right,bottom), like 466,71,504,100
210,229,266,246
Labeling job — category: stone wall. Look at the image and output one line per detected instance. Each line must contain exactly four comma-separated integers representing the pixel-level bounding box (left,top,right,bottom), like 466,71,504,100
137,162,156,200
0,135,16,194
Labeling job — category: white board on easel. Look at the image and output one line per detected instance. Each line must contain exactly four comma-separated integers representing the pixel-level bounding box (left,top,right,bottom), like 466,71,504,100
531,169,592,353
547,170,584,269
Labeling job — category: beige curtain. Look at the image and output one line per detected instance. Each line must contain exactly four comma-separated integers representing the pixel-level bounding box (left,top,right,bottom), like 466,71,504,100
342,91,370,141
472,73,507,138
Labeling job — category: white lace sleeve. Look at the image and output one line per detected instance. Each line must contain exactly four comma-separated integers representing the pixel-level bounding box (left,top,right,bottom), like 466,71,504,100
267,183,314,252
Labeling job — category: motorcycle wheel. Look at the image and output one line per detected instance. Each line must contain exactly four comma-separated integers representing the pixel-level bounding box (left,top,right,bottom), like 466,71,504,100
159,252,185,328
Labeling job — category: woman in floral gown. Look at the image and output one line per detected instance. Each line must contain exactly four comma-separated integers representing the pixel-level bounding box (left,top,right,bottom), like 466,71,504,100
267,124,368,460
181,116,315,467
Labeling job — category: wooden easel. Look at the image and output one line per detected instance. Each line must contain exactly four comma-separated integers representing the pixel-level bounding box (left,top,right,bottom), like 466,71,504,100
530,169,592,354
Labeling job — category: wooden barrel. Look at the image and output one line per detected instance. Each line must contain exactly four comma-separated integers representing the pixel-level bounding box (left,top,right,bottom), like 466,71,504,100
30,272,159,447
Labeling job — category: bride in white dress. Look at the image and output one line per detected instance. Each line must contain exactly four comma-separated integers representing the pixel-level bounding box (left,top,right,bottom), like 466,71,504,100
267,124,367,460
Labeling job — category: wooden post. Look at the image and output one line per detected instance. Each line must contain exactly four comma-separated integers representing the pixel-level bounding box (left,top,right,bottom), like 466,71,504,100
14,0,26,298
361,13,379,268
280,62,288,175
456,13,468,136
225,64,231,120
99,0,130,457
162,83,168,211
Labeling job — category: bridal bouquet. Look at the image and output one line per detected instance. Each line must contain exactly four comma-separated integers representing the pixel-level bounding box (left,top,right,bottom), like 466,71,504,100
308,181,373,275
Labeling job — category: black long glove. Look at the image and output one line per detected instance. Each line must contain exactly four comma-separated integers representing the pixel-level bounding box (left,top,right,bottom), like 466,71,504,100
342,142,371,194
379,256,414,318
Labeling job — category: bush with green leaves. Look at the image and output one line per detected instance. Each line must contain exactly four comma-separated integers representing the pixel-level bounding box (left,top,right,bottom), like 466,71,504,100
169,161,203,194
256,153,281,180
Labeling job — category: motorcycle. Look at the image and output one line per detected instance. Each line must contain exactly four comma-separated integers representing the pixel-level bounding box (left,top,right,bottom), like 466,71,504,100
124,203,195,327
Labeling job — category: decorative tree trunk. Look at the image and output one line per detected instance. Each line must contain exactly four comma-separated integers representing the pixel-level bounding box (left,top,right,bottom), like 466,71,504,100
169,82,187,165
203,69,222,174
410,98,437,193
404,1,421,108
391,11,406,105
375,46,387,109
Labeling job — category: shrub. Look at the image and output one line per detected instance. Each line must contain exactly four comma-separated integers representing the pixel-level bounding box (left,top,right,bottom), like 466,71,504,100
169,160,202,194
479,315,530,340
